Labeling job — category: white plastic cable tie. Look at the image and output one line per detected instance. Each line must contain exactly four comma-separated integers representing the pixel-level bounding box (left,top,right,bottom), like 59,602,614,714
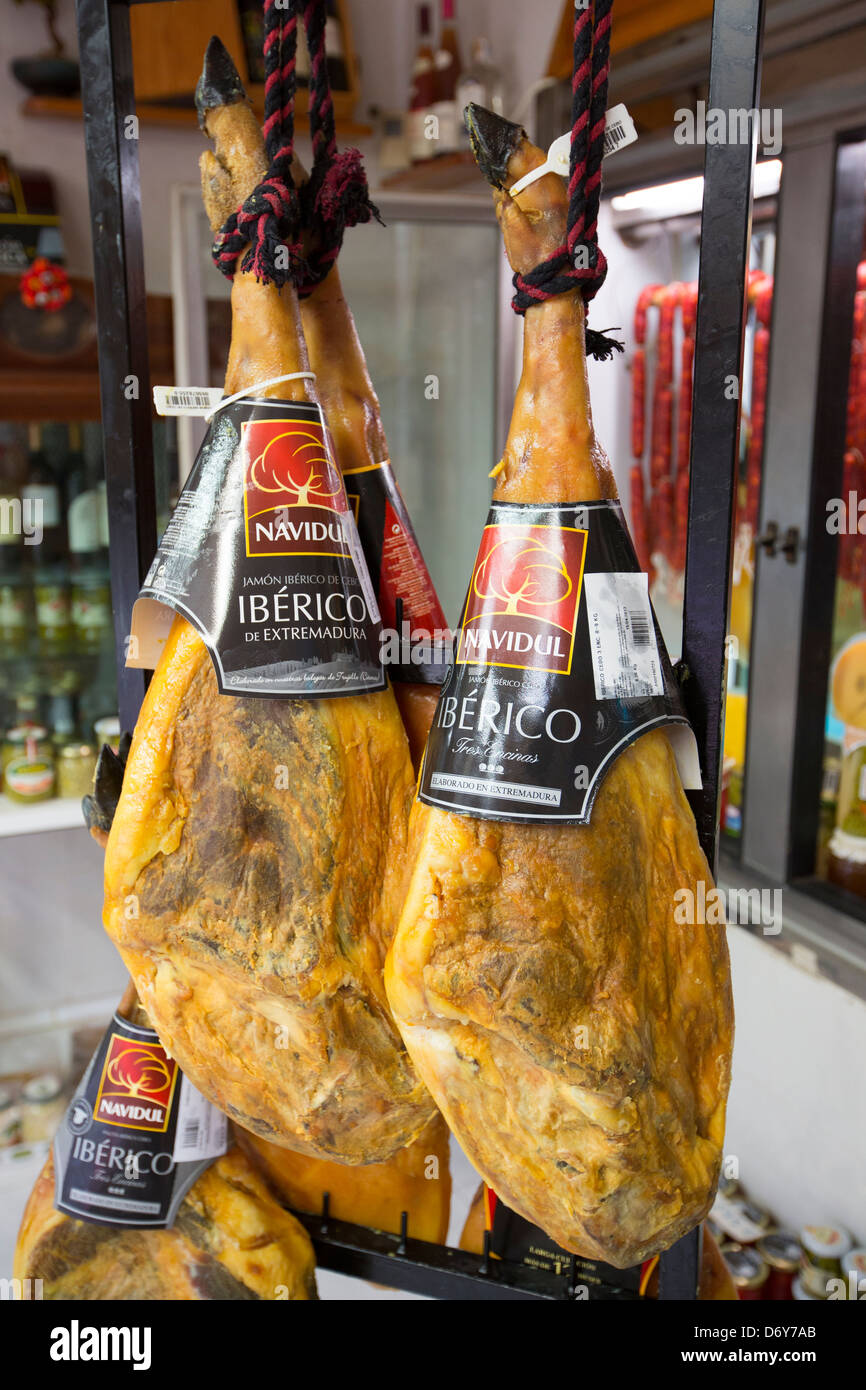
509,104,638,199
153,372,318,420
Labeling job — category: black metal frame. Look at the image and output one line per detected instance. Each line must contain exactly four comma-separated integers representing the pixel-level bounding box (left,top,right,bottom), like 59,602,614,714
74,0,765,1300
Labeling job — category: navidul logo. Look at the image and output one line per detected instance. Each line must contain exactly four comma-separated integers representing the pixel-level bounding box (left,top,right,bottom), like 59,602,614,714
674,881,782,935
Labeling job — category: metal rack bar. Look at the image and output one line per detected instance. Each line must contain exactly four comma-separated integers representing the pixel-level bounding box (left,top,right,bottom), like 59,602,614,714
291,1206,638,1301
680,0,766,878
77,0,157,732
661,0,766,1301
74,0,766,1302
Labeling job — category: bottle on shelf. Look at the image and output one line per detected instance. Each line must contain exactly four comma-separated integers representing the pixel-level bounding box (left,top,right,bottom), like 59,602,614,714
21,424,65,565
455,36,505,143
432,0,463,156
408,3,437,164
325,0,349,92
0,438,30,655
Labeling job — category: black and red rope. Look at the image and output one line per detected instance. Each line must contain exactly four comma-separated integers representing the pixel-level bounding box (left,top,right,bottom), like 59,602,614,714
212,0,379,294
296,0,381,297
212,0,305,289
511,0,621,360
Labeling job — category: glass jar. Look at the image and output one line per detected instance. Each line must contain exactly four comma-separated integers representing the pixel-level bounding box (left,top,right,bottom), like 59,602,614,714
799,1225,851,1298
4,733,56,803
0,573,31,651
20,1073,64,1142
842,1249,866,1300
34,567,72,648
757,1231,801,1300
57,742,97,800
71,570,112,653
93,715,121,752
720,1242,769,1300
2,723,50,774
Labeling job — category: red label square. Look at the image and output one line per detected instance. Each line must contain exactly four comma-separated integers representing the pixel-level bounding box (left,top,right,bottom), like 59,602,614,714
94,1034,179,1132
456,523,587,674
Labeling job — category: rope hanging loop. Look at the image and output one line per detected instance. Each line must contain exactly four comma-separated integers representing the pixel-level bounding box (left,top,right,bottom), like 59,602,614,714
296,0,382,297
213,0,306,289
511,0,622,361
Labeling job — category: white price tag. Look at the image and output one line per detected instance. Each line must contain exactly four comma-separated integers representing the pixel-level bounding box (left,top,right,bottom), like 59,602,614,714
584,570,663,700
171,1075,228,1163
153,386,225,417
602,103,638,158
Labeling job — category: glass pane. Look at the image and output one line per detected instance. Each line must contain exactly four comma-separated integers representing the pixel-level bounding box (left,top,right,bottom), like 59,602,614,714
336,216,501,626
0,420,115,806
818,240,866,902
612,180,779,853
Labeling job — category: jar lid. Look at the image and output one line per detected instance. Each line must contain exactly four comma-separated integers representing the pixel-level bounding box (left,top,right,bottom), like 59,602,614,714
0,1085,12,1109
23,1072,62,1103
93,715,120,739
59,742,95,760
792,1276,819,1301
738,1200,771,1230
720,1243,769,1289
842,1248,866,1280
757,1231,802,1271
800,1224,851,1258
5,724,48,744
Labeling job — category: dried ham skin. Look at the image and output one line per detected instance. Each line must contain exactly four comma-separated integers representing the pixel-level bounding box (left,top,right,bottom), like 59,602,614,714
385,110,733,1268
103,618,432,1161
388,732,732,1265
14,1147,317,1300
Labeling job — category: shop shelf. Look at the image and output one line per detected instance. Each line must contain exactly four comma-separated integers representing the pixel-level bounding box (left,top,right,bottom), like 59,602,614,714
0,797,86,838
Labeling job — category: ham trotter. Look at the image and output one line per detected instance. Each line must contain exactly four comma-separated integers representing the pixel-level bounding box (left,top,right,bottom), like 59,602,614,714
386,108,734,1269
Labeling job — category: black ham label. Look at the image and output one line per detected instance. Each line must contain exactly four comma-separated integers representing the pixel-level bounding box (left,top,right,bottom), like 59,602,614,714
129,398,386,699
343,460,451,685
418,500,699,825
54,1013,227,1228
485,1188,644,1294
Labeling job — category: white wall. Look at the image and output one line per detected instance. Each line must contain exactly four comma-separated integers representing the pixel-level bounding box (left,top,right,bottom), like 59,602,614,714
726,925,866,1242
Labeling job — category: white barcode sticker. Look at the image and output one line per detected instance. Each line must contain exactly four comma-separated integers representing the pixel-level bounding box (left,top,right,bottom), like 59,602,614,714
171,1075,228,1163
153,385,224,417
584,570,663,700
602,103,638,158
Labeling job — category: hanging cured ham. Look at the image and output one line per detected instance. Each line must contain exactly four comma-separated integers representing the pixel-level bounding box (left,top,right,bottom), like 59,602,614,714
15,1147,317,1300
385,108,734,1268
101,39,434,1162
15,987,317,1301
